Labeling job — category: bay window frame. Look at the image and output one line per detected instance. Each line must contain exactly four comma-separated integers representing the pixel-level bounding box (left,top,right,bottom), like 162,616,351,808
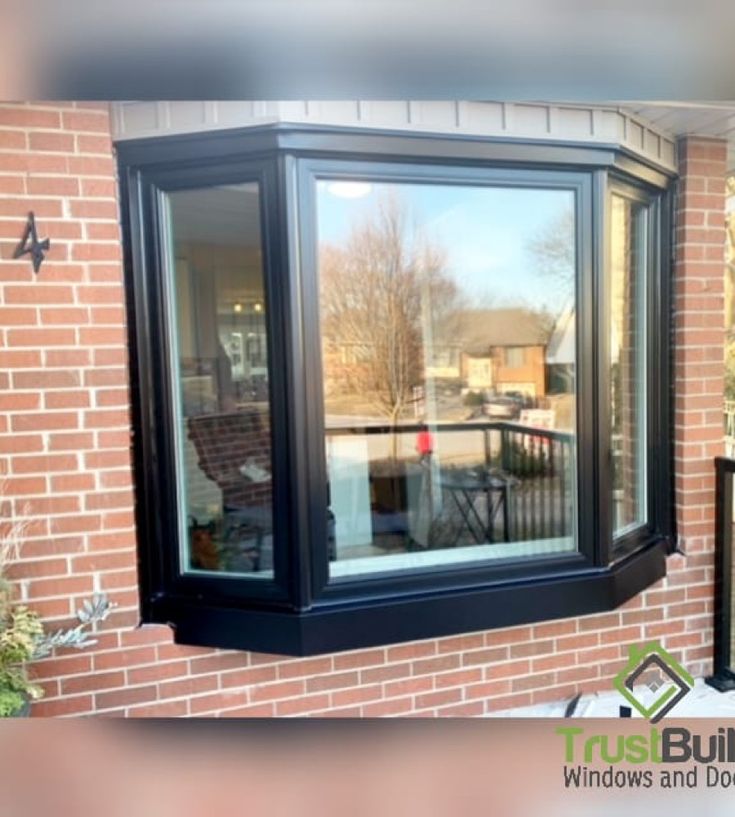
117,124,675,656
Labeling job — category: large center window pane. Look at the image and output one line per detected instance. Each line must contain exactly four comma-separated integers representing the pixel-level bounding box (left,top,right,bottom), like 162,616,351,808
316,179,578,578
165,183,274,578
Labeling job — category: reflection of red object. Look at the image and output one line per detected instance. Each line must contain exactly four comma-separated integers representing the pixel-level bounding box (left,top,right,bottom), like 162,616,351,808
416,429,434,456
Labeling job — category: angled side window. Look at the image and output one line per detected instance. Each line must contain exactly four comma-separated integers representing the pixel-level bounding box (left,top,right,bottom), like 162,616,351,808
609,192,649,537
164,182,275,578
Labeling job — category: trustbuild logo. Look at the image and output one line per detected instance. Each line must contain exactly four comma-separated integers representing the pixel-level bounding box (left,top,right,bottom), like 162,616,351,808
558,642,735,790
613,642,693,724
558,726,735,789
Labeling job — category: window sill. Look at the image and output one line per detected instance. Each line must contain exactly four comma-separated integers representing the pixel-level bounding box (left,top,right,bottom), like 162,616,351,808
146,536,668,656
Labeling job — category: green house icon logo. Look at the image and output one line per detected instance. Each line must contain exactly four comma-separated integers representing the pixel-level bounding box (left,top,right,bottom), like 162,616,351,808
613,642,694,724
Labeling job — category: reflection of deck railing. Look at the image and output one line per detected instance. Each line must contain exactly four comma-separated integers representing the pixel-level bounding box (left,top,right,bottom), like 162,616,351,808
325,420,575,542
496,422,574,540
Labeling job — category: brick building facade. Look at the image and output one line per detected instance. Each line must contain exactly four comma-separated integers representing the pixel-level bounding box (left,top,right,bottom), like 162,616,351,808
0,101,727,716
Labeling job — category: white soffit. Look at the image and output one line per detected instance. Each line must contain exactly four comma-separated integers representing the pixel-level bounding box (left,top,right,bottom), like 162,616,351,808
622,102,735,173
110,101,678,173
623,102,735,139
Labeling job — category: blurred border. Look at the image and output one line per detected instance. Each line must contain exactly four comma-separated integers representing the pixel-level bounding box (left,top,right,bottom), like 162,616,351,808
3,719,735,815
1,0,735,100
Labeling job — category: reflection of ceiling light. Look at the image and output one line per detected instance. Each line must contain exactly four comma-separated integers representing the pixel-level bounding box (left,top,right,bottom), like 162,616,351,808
253,302,263,313
326,181,372,199
233,302,243,313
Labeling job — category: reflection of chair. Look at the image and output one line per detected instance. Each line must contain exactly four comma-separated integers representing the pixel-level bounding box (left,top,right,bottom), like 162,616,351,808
440,466,517,545
187,409,273,572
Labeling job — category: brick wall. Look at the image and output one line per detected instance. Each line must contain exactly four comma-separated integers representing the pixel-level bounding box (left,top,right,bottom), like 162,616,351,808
668,135,728,674
0,106,726,716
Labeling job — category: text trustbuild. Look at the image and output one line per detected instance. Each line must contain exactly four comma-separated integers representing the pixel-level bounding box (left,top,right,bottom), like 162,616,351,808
556,727,735,764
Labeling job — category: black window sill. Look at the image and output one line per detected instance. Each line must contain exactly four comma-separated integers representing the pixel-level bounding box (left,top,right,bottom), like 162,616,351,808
145,536,668,656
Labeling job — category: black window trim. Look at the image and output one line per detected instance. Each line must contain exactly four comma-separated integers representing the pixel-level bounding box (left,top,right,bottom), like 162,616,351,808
117,123,675,656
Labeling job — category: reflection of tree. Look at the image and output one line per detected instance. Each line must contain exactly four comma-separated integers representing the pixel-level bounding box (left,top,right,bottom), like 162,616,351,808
526,208,576,407
320,194,461,432
527,209,575,295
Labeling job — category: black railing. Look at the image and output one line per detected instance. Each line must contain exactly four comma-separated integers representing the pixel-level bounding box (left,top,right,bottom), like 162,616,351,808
497,422,574,541
325,419,575,544
706,457,735,691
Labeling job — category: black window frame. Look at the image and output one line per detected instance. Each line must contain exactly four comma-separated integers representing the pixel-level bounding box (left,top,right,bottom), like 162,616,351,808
117,124,675,656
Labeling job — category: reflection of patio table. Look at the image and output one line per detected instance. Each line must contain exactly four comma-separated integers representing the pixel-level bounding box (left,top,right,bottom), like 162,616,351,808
440,468,513,545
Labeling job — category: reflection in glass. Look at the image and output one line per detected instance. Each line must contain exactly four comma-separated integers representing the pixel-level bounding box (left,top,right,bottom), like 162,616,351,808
317,181,578,578
610,195,648,534
166,183,274,576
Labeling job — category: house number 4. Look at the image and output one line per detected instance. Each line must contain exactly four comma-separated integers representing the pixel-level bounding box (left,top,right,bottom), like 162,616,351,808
13,212,50,273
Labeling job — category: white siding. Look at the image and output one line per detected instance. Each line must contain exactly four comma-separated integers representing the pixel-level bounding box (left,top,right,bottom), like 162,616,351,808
110,100,678,173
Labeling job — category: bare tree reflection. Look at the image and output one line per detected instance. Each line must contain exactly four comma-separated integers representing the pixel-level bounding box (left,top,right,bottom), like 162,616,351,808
320,194,463,442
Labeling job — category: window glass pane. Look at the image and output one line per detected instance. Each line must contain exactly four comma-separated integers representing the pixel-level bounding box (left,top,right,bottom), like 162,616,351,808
610,194,648,535
504,347,527,368
317,179,577,578
165,183,274,577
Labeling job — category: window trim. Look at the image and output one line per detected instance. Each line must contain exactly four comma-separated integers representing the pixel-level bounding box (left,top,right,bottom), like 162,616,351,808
117,124,675,656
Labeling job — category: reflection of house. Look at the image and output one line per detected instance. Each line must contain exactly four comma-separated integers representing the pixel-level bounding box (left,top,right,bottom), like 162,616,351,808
322,307,555,403
321,340,374,398
322,337,464,396
546,304,575,393
425,344,462,380
459,308,552,398
463,354,493,390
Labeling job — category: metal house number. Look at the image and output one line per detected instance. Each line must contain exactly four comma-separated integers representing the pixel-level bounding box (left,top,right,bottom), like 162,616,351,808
13,212,50,273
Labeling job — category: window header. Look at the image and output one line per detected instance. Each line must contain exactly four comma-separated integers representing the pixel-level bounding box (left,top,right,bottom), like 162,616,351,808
117,123,676,190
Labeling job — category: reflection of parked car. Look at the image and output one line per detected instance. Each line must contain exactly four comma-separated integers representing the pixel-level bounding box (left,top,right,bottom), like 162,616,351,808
504,390,532,409
483,395,521,419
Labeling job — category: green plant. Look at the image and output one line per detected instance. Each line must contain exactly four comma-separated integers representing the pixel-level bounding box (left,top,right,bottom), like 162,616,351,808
462,390,485,407
0,515,113,717
0,595,44,716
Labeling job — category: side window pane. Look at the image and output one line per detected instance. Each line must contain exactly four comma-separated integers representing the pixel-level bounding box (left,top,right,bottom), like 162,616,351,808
610,194,648,535
317,180,578,578
165,183,274,577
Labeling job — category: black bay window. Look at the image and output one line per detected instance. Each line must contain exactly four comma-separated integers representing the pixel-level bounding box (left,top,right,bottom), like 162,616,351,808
118,126,675,655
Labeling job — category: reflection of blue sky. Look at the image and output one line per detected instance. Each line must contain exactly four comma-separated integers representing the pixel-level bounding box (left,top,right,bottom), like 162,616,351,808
317,181,575,315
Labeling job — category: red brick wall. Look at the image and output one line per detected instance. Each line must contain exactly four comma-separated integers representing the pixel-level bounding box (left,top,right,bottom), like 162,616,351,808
669,136,728,673
0,106,725,716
